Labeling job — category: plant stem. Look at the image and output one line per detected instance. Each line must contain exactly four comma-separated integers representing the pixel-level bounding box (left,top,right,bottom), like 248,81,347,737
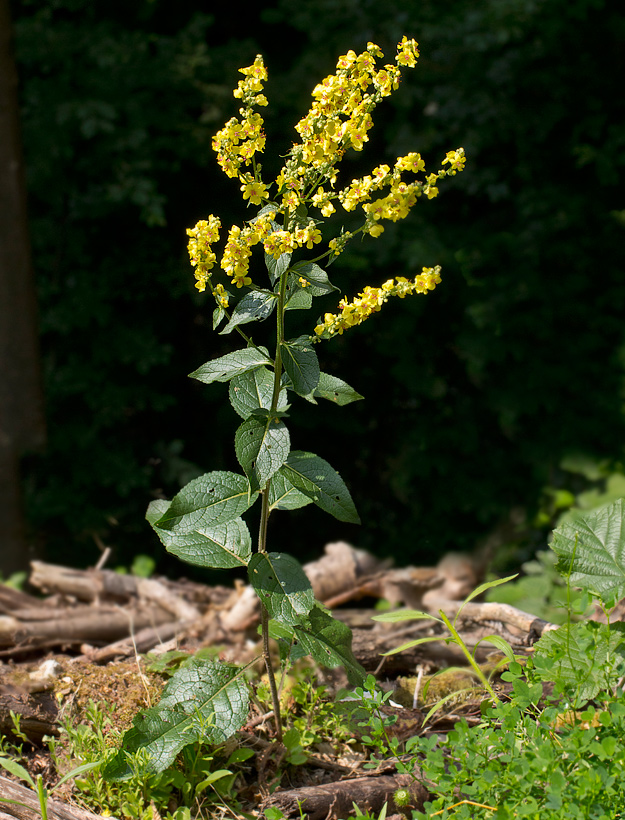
255,255,292,745
438,610,501,705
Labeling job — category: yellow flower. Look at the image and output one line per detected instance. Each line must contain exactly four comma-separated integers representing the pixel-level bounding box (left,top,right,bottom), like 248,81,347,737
314,269,441,338
395,152,425,174
441,147,467,175
423,173,439,199
241,180,269,205
213,283,229,308
395,36,419,67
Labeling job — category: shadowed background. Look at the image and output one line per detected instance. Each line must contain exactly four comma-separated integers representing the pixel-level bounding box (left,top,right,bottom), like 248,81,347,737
2,0,624,579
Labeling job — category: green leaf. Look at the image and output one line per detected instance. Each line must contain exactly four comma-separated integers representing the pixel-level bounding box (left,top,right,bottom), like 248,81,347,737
267,471,313,512
155,471,258,533
234,417,290,492
228,367,288,420
550,499,625,604
372,609,442,624
279,451,360,524
313,372,364,406
248,552,315,626
280,337,320,400
267,619,308,663
533,621,625,705
472,635,516,663
0,756,36,789
146,501,251,568
54,761,103,790
103,659,250,779
381,635,447,656
293,604,367,686
189,348,273,385
284,280,313,311
454,574,519,623
291,261,338,295
219,291,276,335
212,306,226,331
266,250,291,285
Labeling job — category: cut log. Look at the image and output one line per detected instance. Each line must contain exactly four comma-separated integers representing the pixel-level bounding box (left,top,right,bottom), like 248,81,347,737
0,604,173,648
28,562,200,621
261,773,429,820
0,776,103,820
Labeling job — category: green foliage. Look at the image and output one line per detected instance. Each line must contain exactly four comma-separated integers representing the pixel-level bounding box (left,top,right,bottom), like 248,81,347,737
103,659,250,779
0,753,101,820
550,498,625,604
411,686,625,819
44,700,254,819
533,621,625,707
354,503,625,818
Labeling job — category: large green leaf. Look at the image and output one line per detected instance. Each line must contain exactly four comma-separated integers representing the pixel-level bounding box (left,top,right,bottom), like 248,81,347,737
291,261,338,295
248,552,315,626
533,621,625,706
294,604,367,686
189,348,273,385
155,471,257,533
234,417,290,492
279,451,360,524
146,500,251,568
228,367,288,420
266,250,291,285
103,659,250,779
267,471,313,511
550,498,625,604
284,279,313,311
219,291,276,335
313,372,364,406
280,336,320,400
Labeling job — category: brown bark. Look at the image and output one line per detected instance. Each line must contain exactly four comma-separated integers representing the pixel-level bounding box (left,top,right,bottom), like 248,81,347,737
261,773,429,820
0,684,58,743
0,776,103,820
0,0,46,577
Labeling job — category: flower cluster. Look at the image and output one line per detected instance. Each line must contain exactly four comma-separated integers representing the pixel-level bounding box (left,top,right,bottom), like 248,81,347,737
212,56,268,180
188,41,464,322
220,213,274,288
337,147,465,239
186,216,221,292
276,40,420,215
314,267,442,338
212,283,229,308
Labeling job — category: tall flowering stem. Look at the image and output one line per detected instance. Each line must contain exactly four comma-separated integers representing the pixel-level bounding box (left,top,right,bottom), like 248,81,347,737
148,38,466,745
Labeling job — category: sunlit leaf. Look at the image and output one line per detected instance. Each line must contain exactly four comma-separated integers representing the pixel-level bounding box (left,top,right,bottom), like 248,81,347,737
248,552,314,625
155,471,258,533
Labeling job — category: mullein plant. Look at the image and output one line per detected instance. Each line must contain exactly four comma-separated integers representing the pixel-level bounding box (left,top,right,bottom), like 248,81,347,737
105,38,465,778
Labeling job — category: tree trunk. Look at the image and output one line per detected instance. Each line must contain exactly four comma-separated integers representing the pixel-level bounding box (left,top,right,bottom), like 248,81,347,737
0,0,46,577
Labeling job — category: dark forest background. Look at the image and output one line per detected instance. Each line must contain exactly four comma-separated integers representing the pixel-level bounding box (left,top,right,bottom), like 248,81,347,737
3,0,625,580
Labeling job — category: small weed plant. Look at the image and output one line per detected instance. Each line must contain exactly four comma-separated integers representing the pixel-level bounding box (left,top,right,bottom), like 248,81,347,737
103,37,466,778
361,498,625,819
